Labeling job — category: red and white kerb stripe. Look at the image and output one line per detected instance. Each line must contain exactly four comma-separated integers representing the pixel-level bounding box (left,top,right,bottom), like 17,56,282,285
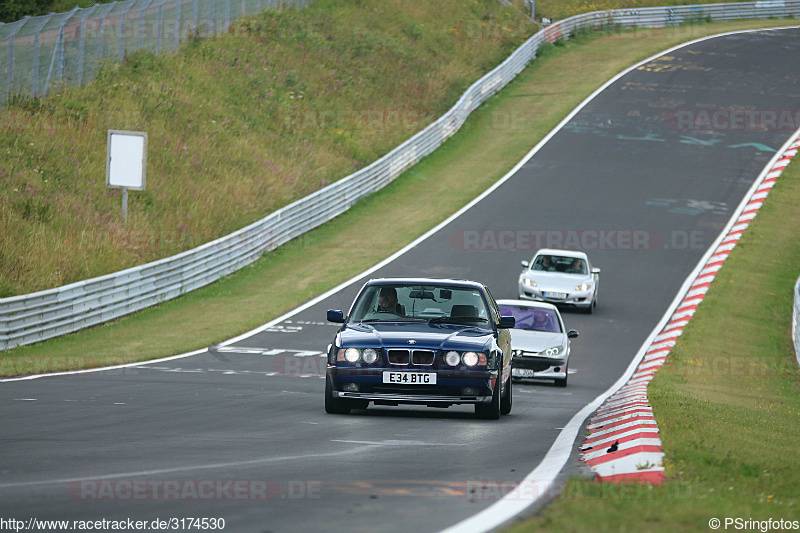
580,134,800,484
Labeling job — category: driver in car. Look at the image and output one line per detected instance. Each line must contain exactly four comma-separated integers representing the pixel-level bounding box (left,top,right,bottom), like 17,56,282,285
377,287,403,315
532,309,553,332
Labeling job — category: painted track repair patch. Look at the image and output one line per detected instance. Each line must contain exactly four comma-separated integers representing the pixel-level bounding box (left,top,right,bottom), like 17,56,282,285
580,133,800,483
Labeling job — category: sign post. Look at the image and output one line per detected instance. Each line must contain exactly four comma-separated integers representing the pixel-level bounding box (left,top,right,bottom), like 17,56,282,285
106,130,147,223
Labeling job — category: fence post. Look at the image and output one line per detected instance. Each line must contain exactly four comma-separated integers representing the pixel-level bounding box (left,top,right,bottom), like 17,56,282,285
43,7,79,95
57,8,80,86
118,2,135,60
77,6,99,86
95,3,115,65
156,3,164,52
210,0,216,35
174,0,181,50
7,27,16,98
137,0,156,50
5,18,29,100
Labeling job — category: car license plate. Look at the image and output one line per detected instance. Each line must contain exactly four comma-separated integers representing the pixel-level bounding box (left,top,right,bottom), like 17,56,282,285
512,368,537,378
544,291,567,299
383,372,437,385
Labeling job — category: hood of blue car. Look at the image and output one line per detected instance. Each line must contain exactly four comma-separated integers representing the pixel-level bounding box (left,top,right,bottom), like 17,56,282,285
338,321,493,351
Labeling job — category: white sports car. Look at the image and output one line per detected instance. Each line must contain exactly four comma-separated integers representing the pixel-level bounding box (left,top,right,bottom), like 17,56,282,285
497,299,578,387
518,249,600,314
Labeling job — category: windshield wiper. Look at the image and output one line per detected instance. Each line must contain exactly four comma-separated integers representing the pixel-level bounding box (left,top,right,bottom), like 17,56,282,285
429,317,489,324
360,317,426,323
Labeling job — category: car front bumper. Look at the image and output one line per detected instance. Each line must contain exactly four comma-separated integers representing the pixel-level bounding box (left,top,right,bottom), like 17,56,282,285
517,286,594,308
327,367,498,405
512,355,567,379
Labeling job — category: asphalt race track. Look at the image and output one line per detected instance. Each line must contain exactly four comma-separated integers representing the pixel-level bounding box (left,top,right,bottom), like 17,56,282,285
2,27,800,533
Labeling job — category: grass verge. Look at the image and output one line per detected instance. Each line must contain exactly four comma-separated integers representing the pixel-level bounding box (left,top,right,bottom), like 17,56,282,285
535,0,759,20
507,133,800,533
2,18,798,379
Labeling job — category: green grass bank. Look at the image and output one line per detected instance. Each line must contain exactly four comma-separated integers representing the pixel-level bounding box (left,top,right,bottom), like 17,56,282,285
0,0,534,296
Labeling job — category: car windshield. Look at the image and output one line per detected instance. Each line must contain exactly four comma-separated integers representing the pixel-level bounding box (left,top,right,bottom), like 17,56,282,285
349,284,491,325
499,305,561,333
531,255,586,275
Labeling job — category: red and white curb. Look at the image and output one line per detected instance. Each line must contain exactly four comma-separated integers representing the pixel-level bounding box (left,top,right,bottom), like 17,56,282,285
580,133,800,484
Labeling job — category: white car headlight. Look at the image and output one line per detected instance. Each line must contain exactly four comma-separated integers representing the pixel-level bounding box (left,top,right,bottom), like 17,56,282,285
523,278,537,287
575,282,591,291
540,346,563,357
362,348,378,364
462,352,480,367
444,351,461,367
344,348,361,363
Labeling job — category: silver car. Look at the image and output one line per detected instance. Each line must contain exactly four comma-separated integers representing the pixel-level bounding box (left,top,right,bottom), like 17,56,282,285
517,249,600,313
497,299,578,387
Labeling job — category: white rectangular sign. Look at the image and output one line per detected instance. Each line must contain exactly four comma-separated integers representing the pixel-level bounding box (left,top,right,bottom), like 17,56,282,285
106,130,147,190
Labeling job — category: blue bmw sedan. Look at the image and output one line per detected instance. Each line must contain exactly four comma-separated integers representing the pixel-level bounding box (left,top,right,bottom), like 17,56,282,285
325,278,515,419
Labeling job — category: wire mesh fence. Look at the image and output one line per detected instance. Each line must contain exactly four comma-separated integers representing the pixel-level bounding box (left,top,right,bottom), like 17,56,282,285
0,0,312,105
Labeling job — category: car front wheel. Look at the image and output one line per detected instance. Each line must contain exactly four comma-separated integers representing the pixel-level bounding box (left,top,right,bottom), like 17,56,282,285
325,377,352,414
500,374,512,415
554,365,568,388
476,376,502,420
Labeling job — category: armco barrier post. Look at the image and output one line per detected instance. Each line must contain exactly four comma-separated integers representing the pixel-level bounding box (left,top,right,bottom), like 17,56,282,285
795,276,800,365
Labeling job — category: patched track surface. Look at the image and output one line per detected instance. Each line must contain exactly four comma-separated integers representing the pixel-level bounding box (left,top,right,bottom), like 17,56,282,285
2,28,799,532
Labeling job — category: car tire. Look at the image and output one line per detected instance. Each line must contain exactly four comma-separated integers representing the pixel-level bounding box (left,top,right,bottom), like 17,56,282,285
476,376,502,420
554,365,568,388
325,376,352,414
500,374,512,415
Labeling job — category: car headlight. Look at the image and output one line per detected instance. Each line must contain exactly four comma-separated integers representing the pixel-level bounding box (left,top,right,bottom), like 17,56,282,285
444,351,461,367
523,278,537,287
443,351,488,367
575,282,591,291
362,348,378,364
344,348,361,363
540,346,563,357
462,352,479,366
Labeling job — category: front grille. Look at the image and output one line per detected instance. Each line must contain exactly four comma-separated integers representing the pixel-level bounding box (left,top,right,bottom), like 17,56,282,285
521,361,553,372
388,349,410,365
387,349,436,365
412,350,435,365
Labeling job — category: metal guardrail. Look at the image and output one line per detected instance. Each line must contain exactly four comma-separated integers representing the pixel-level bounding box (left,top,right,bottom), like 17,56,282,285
794,277,800,365
0,0,312,106
2,1,800,350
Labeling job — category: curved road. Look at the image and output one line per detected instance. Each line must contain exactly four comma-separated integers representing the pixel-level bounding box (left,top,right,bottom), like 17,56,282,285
2,27,800,533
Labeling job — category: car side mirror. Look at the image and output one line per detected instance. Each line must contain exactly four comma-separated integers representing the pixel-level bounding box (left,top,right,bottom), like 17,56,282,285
498,316,516,329
567,330,579,339
591,268,601,274
521,260,529,269
327,309,345,323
